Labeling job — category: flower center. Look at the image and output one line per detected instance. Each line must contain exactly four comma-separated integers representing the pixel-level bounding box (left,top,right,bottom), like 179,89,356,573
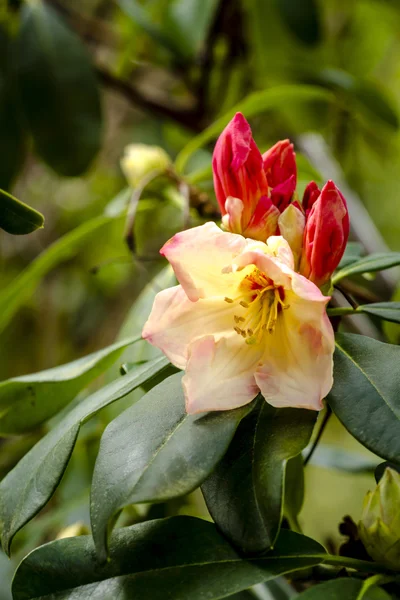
224,268,289,344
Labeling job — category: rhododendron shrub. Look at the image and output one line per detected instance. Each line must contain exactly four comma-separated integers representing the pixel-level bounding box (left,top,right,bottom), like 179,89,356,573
3,113,400,600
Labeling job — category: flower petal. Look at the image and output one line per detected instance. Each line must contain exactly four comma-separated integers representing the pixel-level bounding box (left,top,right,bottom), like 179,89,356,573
255,292,334,410
183,335,261,414
160,222,246,302
142,285,239,369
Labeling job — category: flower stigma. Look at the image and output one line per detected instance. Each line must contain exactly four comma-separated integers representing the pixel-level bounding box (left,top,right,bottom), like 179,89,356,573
224,268,289,344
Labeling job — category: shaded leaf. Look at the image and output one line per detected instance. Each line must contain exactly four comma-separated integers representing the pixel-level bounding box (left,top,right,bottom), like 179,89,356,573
307,444,378,474
284,453,305,531
328,333,400,464
202,401,316,553
166,0,220,58
358,302,400,325
0,355,170,555
12,516,325,600
375,461,400,483
175,85,334,173
296,577,391,599
91,373,254,560
0,188,43,235
277,0,321,46
0,214,121,335
333,252,400,283
0,336,140,435
16,3,102,175
338,242,364,269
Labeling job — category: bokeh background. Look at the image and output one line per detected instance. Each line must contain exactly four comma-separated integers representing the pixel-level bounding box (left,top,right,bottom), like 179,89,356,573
1,0,399,596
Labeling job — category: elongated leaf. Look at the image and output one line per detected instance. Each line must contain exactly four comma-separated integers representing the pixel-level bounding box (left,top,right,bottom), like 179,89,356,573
296,578,391,599
359,302,400,325
202,401,316,553
0,336,140,435
0,355,170,555
0,214,120,335
166,0,220,58
333,252,400,283
277,0,321,46
284,453,305,530
12,516,325,600
91,373,254,560
0,188,44,235
338,242,364,269
328,333,400,464
16,3,101,175
306,444,378,474
175,85,333,172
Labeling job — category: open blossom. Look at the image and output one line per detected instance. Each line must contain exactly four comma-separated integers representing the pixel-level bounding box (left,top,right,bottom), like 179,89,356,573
299,180,350,288
212,113,298,242
142,222,334,414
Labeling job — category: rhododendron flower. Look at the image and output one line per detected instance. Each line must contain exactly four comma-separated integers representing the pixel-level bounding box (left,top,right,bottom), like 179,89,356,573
143,222,334,414
300,180,350,288
212,113,298,241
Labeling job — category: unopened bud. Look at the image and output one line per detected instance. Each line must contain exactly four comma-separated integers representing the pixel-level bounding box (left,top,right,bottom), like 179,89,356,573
121,144,171,188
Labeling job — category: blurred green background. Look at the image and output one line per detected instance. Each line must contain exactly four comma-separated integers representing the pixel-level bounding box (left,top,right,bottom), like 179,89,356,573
1,0,399,596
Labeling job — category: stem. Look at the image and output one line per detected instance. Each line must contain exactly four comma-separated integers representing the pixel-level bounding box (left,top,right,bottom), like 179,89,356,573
334,283,359,309
355,574,397,600
327,307,359,317
303,406,332,466
320,554,395,575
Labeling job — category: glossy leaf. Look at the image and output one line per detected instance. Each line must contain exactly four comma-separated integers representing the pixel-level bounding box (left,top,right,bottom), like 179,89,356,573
0,355,170,555
333,252,400,283
0,214,121,335
91,373,254,560
202,401,316,553
16,3,102,175
0,188,44,235
12,517,325,600
175,85,333,173
277,0,321,46
284,453,305,530
296,578,391,599
359,302,400,325
0,336,140,435
328,333,400,463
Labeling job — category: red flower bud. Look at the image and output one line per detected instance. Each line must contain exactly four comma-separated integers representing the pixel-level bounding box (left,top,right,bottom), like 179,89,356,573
212,113,269,232
302,181,321,216
263,140,297,211
299,181,350,288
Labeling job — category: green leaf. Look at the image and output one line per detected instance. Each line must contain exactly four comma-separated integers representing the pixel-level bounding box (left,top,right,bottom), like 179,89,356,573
201,401,316,553
307,444,378,474
358,302,400,325
12,516,325,600
0,214,120,335
338,242,364,269
91,372,254,560
16,3,102,175
175,85,334,173
333,252,400,283
295,578,391,599
0,355,170,555
0,336,141,435
166,0,220,58
0,188,44,235
328,333,400,464
276,0,321,46
284,453,305,531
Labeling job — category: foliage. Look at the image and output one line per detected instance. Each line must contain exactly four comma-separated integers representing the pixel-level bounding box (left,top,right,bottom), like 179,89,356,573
1,0,400,599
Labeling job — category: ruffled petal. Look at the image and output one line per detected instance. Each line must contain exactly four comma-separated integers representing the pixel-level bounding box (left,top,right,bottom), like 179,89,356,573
183,335,261,413
142,285,238,369
160,222,246,301
255,291,334,410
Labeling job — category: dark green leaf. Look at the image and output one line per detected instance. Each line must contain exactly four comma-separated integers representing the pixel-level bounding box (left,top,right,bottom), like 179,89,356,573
333,253,400,283
175,85,334,173
375,461,400,483
0,188,43,235
12,516,325,600
202,401,316,553
16,3,102,175
91,373,254,560
284,453,305,530
0,214,121,335
296,578,391,599
328,333,400,463
358,302,400,325
0,356,170,555
276,0,321,46
0,336,140,435
166,0,220,58
0,27,25,190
